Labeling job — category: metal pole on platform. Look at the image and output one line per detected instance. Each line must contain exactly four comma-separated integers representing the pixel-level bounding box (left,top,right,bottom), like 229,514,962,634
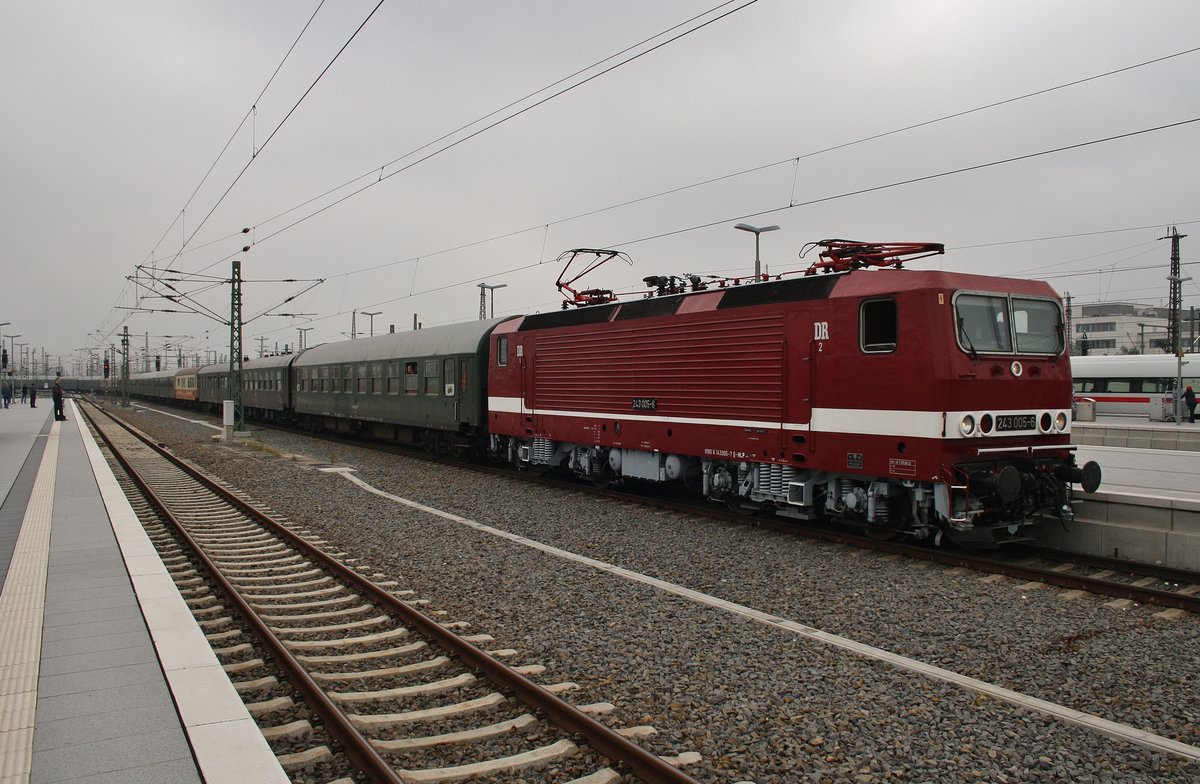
1165,226,1189,426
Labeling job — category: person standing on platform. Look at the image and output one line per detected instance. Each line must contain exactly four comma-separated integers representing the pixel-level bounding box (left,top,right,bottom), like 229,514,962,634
52,377,65,420
20,384,27,404
2,379,10,408
1185,385,1197,423
29,382,36,408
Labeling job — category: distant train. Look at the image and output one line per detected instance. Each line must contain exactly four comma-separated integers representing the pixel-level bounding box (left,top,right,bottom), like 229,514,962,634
117,240,1100,546
1070,354,1199,417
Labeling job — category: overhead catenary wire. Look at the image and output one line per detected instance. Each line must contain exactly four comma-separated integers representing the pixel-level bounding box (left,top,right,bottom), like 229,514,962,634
602,117,1200,249
144,1,328,271
164,0,387,273
243,0,753,239
215,44,1200,290
239,115,1199,342
216,43,1200,273
102,28,1200,348
229,0,761,258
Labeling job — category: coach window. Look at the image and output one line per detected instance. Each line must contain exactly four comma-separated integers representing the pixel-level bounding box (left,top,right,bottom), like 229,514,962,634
371,363,383,394
357,365,369,394
387,362,400,394
344,366,353,393
497,336,508,367
860,298,897,353
320,366,329,392
443,358,455,396
424,359,440,395
404,362,418,394
459,359,469,395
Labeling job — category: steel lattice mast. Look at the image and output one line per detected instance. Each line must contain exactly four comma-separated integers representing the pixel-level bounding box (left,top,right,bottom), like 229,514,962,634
229,260,244,431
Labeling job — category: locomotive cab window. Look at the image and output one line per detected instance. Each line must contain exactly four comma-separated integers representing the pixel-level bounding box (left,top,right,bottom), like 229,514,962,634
860,298,897,353
955,293,1064,356
1012,297,1063,354
955,294,1012,353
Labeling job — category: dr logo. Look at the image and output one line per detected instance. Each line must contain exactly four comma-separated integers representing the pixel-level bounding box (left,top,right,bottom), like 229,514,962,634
814,322,829,340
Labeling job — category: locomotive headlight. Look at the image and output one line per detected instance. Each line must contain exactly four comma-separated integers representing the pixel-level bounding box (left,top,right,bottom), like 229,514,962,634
1039,412,1053,433
959,414,976,436
980,414,994,434
1055,412,1068,431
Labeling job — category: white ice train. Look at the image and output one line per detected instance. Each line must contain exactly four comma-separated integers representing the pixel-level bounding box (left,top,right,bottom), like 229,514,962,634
1071,354,1200,416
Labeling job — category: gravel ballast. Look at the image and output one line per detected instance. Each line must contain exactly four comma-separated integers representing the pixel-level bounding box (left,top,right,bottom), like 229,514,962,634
109,404,1200,783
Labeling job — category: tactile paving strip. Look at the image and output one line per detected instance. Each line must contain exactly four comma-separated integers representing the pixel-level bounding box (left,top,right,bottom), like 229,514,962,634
0,424,59,783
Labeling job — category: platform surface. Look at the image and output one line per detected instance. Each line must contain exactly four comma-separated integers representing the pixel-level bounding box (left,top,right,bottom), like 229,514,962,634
0,400,286,784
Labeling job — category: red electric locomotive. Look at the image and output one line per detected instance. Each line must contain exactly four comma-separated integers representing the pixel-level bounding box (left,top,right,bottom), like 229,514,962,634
486,241,1100,546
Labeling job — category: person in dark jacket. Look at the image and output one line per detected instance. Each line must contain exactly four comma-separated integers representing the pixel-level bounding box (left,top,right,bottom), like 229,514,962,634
29,383,36,408
52,378,65,420
1185,385,1197,423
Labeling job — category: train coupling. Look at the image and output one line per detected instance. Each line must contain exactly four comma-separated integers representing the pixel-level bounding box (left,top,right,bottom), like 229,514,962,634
1056,460,1102,493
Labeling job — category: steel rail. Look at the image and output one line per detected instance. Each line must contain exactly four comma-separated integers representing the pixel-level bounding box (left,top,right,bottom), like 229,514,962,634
84,401,701,784
716,514,1200,613
560,478,1200,612
82,404,406,784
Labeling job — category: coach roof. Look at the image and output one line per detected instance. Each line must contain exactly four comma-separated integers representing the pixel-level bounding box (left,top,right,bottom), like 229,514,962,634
292,316,514,367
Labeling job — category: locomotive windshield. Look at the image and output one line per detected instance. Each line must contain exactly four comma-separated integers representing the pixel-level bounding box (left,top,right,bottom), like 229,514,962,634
955,293,1063,356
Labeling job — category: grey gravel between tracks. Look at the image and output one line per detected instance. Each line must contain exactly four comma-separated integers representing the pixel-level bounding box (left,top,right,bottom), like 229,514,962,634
120,405,1200,783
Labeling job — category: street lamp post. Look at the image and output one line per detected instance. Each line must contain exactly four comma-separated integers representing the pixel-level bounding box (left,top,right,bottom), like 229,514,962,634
0,322,9,373
14,341,27,399
298,327,313,351
1169,273,1192,425
0,323,10,376
360,311,382,337
734,223,780,278
8,336,22,366
477,283,507,320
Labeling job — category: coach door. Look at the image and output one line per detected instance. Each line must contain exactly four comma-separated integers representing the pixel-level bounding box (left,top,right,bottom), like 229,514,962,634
442,357,456,421
456,357,469,422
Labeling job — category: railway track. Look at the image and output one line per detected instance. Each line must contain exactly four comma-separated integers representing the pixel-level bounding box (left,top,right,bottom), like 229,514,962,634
513,473,1200,615
108,396,1200,613
80,400,703,783
642,497,1200,614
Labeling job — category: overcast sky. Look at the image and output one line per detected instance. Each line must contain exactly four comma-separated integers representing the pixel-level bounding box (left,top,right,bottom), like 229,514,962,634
2,0,1198,372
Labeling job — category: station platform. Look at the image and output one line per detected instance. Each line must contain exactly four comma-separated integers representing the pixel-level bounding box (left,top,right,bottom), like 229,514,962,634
1074,413,1200,453
1018,415,1200,569
0,401,286,783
